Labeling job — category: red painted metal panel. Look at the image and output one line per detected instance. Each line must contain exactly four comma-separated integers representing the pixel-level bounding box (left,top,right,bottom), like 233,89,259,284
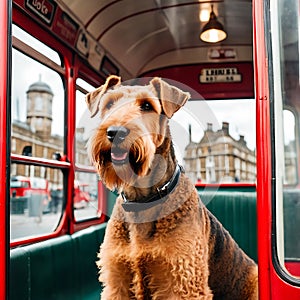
13,0,79,49
12,7,81,245
254,0,300,298
11,9,107,244
253,0,273,298
66,56,76,235
0,1,10,298
270,268,300,299
285,262,300,278
141,62,254,100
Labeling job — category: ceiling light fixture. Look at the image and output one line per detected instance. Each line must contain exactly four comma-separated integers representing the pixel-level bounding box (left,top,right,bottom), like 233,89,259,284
200,5,227,43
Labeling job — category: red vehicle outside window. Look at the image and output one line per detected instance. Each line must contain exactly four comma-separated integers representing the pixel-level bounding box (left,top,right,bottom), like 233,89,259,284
10,176,50,214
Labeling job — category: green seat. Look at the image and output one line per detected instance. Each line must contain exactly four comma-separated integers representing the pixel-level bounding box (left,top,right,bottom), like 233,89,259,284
10,223,107,300
197,187,257,262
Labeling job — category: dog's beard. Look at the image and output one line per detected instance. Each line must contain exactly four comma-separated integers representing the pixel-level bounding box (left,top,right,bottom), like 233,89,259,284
88,131,156,191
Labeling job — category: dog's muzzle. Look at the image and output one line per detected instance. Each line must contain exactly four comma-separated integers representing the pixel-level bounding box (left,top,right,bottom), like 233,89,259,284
107,126,130,164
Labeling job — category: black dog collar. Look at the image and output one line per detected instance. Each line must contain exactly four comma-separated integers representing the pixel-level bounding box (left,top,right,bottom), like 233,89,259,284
121,165,182,213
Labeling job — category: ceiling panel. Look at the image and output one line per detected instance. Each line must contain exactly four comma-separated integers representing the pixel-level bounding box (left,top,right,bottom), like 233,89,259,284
57,0,253,77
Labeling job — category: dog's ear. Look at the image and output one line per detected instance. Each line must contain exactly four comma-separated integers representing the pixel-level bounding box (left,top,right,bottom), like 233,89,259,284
85,75,121,117
150,77,190,118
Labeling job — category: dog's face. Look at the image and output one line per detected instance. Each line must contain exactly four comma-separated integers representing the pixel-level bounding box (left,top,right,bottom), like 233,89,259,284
86,76,190,191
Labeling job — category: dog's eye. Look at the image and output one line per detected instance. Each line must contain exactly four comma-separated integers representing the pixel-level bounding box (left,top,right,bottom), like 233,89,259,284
140,101,153,112
105,100,114,110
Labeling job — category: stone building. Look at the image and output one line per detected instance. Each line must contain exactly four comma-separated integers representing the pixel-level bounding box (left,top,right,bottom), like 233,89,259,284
11,78,88,188
184,122,256,183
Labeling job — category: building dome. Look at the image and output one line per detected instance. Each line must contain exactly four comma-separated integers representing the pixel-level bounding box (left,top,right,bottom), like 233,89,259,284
27,78,53,96
26,76,54,139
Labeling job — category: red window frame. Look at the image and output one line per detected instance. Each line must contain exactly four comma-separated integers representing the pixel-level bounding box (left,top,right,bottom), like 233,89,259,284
0,1,11,299
9,7,106,247
254,0,300,298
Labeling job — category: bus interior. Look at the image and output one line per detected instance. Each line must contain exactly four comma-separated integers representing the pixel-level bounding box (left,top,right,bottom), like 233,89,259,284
3,0,300,299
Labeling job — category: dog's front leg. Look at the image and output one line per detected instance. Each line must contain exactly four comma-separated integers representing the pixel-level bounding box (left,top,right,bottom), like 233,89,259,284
171,257,213,300
143,255,213,300
99,259,133,300
97,219,133,300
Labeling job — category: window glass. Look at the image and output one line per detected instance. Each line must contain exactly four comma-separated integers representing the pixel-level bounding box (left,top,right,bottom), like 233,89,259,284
74,171,100,221
12,49,65,154
12,25,61,65
10,25,66,242
180,99,256,184
75,78,101,221
283,110,297,186
272,0,300,279
75,80,98,155
75,87,93,166
10,164,64,241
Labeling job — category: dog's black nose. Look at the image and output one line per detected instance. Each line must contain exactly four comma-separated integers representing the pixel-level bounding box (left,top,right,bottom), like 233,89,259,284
106,126,130,144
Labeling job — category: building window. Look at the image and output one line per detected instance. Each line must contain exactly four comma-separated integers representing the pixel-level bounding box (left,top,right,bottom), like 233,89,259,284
11,139,16,152
22,145,32,156
206,155,216,183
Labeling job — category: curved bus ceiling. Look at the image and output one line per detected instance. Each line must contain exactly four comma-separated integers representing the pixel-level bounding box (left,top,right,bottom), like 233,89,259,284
15,0,253,80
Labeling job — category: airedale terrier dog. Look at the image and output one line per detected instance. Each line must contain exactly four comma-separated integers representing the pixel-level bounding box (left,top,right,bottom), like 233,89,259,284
86,75,258,300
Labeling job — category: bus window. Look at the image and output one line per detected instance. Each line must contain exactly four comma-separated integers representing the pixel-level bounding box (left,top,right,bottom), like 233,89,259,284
182,99,256,184
10,164,64,241
74,78,101,221
74,171,100,221
10,25,66,243
11,50,64,154
11,26,65,156
271,0,300,279
75,78,98,151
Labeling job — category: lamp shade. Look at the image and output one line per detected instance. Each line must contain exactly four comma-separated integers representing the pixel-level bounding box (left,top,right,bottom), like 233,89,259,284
200,7,227,43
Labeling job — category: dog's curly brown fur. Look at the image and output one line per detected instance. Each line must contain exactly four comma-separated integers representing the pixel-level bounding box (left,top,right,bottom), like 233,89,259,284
86,76,258,300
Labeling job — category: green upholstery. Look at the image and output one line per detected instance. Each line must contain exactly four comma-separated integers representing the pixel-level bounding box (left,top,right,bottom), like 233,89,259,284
72,226,106,299
197,187,257,262
10,223,107,300
9,247,29,300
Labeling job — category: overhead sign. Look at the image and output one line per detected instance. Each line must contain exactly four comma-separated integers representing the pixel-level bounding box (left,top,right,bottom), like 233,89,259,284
200,67,242,83
52,8,79,46
25,0,57,25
